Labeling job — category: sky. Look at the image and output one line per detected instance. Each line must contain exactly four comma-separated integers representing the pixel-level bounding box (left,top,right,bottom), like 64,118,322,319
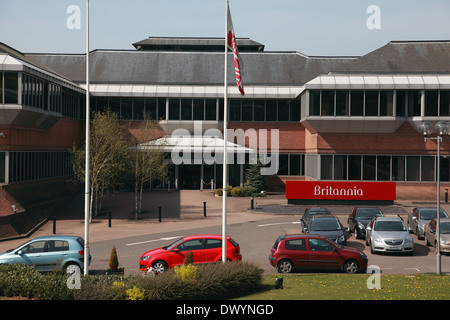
1,0,450,56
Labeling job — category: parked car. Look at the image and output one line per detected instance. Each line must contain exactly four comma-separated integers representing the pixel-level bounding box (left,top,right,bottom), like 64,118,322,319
303,215,347,245
347,207,384,239
0,235,90,273
269,234,368,274
424,218,450,254
365,216,414,254
408,207,449,240
139,234,242,273
300,207,332,229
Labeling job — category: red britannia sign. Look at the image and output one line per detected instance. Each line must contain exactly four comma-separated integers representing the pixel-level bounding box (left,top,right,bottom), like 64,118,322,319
286,181,396,201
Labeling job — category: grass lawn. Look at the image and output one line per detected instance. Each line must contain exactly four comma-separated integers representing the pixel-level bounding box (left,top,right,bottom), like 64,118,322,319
239,273,450,300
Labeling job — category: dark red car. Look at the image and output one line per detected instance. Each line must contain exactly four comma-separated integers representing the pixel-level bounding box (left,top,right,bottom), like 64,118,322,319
269,234,368,274
139,234,242,273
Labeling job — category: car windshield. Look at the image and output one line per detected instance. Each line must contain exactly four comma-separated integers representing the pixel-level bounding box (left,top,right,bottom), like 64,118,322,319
356,208,382,219
374,220,406,232
419,209,449,220
440,222,450,234
310,219,341,231
163,237,184,250
306,211,331,220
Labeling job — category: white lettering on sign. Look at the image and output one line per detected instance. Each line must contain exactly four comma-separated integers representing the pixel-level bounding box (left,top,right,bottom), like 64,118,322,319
314,185,363,197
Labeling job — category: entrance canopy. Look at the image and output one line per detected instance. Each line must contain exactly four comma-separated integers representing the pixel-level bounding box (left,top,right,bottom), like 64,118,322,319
133,135,254,155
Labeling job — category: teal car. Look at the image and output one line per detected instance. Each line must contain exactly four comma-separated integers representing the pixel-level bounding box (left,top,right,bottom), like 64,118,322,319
0,235,90,273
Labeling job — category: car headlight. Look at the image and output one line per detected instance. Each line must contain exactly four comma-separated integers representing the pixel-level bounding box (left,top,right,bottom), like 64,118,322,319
441,239,448,245
140,255,150,261
404,236,413,244
359,252,367,259
339,235,346,242
373,237,383,244
357,222,365,229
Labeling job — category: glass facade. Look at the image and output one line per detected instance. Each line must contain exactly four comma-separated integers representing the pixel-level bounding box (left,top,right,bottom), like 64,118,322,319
319,154,450,182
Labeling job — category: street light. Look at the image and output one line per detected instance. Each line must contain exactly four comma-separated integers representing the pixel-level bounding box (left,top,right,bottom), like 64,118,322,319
419,121,449,275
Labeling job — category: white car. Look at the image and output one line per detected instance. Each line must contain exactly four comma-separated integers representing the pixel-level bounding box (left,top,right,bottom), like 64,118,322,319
366,216,414,255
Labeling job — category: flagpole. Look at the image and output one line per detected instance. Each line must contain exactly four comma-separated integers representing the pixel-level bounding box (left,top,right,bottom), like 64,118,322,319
222,0,229,263
84,0,90,275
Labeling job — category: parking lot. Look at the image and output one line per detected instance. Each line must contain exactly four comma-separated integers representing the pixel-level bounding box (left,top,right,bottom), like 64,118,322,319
0,190,449,275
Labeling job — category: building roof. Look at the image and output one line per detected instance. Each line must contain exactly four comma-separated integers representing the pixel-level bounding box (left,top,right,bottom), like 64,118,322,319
132,37,265,52
18,39,450,89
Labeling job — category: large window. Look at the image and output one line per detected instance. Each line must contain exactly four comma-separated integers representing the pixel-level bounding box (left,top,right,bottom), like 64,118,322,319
319,154,445,182
3,72,18,104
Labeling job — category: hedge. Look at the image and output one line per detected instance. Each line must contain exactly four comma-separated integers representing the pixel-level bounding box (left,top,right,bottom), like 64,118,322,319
0,261,264,300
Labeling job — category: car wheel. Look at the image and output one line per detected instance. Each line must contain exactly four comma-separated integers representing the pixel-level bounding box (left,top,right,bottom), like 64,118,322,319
277,259,294,273
343,259,359,274
65,262,81,275
152,260,168,273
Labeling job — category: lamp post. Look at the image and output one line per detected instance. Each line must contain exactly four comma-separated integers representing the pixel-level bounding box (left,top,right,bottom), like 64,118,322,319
419,121,448,275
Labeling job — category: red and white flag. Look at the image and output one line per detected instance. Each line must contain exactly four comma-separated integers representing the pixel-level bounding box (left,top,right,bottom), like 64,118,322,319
227,3,244,96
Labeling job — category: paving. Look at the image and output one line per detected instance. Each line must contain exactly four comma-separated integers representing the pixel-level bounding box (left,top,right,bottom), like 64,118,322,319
1,189,449,254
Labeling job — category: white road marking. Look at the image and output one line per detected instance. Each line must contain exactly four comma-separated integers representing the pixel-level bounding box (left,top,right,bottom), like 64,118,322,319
257,221,300,227
126,236,181,246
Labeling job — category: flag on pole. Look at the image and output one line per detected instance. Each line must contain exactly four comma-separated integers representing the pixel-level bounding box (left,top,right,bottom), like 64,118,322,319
227,3,244,96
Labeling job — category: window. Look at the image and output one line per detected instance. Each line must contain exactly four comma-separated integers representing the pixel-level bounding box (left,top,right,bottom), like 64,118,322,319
157,98,166,120
377,156,390,181
289,154,301,176
380,91,393,116
336,91,349,116
169,98,180,120
278,100,289,121
266,100,277,120
406,156,420,181
193,99,204,120
254,100,265,121
334,155,347,180
392,156,405,181
290,99,301,121
120,98,133,119
180,99,192,120
421,156,435,181
408,91,421,116
440,91,450,116
308,238,335,252
242,100,253,121
320,155,333,180
277,154,288,175
348,155,361,180
4,72,18,104
309,90,321,116
47,240,69,252
396,91,406,116
425,91,439,116
205,99,216,120
285,239,306,251
22,241,46,254
363,155,376,180
350,91,364,116
178,239,204,251
321,91,334,116
365,91,378,116
230,99,241,121
205,239,221,249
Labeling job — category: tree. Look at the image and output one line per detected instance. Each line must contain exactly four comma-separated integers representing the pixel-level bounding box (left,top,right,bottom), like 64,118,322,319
244,159,267,192
71,109,130,222
127,121,167,219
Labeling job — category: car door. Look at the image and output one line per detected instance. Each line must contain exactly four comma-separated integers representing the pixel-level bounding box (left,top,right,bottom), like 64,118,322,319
409,208,419,232
202,238,222,263
426,220,437,245
13,240,47,271
307,238,340,270
43,240,69,272
283,238,310,269
173,239,205,266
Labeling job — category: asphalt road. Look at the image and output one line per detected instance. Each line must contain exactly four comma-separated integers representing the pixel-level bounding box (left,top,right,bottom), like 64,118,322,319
88,215,450,276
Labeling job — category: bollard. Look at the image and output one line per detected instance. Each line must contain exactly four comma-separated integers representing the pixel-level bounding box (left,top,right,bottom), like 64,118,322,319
108,212,111,228
446,189,448,203
203,201,207,217
53,216,56,234
250,197,254,209
158,206,162,222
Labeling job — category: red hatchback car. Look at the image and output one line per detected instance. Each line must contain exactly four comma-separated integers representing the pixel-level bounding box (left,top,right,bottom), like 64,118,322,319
139,234,242,273
269,234,368,274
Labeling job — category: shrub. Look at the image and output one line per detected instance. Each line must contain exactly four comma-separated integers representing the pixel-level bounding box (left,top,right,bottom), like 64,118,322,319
230,187,242,197
215,185,232,196
174,264,198,281
109,246,119,270
240,186,256,196
126,286,146,300
183,251,193,265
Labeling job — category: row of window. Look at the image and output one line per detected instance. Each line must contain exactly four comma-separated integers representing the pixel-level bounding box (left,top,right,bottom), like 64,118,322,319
7,151,72,183
1,72,83,119
320,154,450,182
309,90,450,117
91,97,301,122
